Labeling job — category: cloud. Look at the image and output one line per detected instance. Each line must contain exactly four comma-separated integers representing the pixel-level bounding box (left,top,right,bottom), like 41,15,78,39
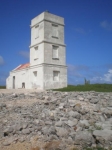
103,69,112,82
19,51,29,59
0,56,4,65
68,64,112,85
91,69,112,83
100,20,112,31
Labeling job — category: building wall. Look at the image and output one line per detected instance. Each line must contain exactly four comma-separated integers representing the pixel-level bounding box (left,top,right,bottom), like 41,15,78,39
6,66,44,89
44,21,64,45
29,65,44,89
6,75,13,89
43,65,67,89
44,43,66,65
6,64,67,90
30,12,65,47
6,69,30,89
31,21,44,46
30,43,44,66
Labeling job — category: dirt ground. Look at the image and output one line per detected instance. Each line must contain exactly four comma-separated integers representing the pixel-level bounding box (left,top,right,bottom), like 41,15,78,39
0,142,32,150
0,89,45,107
0,89,44,94
0,138,69,150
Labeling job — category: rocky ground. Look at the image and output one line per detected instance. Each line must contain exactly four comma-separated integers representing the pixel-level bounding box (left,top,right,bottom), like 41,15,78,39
0,90,112,150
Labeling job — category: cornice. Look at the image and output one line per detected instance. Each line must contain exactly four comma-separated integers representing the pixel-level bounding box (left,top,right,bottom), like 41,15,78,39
29,40,66,48
30,63,67,68
30,19,65,28
11,63,67,73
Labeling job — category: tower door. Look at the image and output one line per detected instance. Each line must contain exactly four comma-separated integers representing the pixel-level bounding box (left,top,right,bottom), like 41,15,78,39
22,82,25,88
13,76,15,89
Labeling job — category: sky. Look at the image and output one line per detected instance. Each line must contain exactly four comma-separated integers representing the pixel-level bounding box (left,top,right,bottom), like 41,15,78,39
0,0,112,85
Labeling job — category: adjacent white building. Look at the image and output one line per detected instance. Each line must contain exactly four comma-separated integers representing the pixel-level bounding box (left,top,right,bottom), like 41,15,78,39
6,11,67,90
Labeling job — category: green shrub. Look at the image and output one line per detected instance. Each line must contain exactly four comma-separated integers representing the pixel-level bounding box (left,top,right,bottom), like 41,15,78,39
53,84,112,92
0,86,6,89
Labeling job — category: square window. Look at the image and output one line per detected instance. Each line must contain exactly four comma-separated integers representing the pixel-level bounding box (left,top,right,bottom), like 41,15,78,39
35,25,39,39
33,71,37,77
35,46,38,50
34,46,39,60
52,24,58,38
53,71,59,81
52,45,59,59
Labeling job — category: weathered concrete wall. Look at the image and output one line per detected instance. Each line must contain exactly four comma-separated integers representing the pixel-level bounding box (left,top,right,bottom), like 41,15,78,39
6,76,13,89
30,21,44,47
7,66,44,89
44,43,66,65
6,69,30,89
29,65,44,89
30,43,44,66
43,65,67,89
6,64,67,90
44,21,64,45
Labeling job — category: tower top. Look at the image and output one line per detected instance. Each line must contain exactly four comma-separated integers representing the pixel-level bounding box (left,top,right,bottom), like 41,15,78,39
30,12,64,28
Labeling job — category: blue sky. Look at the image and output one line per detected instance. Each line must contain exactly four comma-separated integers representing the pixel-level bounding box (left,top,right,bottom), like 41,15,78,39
0,0,112,85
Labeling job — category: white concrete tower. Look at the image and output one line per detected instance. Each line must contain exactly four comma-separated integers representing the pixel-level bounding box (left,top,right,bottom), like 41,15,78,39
30,11,67,89
6,12,67,90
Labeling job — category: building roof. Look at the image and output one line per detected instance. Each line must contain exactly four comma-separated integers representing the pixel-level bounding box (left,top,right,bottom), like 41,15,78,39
15,63,30,71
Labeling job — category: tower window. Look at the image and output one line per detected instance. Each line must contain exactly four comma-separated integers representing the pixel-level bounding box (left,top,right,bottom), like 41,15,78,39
53,71,59,81
52,24,58,38
34,46,39,60
52,45,59,59
33,71,37,77
35,46,38,50
35,25,39,39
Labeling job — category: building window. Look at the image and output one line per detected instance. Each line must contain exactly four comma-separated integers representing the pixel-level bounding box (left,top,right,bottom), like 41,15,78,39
52,24,58,38
35,46,38,50
33,71,37,77
34,46,38,60
53,71,59,81
35,25,39,39
52,45,59,60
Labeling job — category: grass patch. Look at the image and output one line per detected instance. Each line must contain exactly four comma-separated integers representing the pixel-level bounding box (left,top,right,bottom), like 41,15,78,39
85,148,112,150
0,86,6,89
53,84,112,92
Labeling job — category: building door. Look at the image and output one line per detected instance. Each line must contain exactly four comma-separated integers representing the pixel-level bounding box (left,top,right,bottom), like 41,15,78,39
13,76,15,89
22,82,25,88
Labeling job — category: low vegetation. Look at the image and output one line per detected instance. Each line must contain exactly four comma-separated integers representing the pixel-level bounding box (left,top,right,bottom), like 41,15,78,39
53,84,112,92
0,86,6,89
84,148,112,150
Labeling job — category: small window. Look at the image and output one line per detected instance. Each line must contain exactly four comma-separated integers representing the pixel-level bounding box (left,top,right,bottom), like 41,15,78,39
53,71,59,81
34,46,39,60
35,46,38,50
52,45,59,59
52,24,58,38
35,25,39,39
33,71,37,77
52,24,58,27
